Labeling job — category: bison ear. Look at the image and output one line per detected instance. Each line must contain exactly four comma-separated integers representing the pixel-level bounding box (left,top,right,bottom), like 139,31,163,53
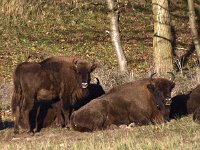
167,72,175,82
147,84,156,93
71,65,77,72
95,77,100,85
90,61,98,72
71,58,78,72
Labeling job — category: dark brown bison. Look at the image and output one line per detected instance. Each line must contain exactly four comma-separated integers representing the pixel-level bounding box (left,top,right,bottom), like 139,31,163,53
187,85,200,114
70,77,175,132
11,57,97,133
72,78,105,110
25,78,105,131
186,85,200,123
193,106,200,123
169,93,190,119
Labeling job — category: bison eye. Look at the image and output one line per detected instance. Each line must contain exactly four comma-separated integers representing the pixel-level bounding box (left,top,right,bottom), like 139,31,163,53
76,71,81,75
156,105,161,110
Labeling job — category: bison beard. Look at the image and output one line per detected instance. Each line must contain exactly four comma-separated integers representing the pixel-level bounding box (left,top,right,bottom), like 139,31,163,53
70,78,175,132
11,57,97,134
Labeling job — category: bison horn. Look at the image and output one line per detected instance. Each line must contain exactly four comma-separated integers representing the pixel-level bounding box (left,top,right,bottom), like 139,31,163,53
25,55,31,62
167,72,175,81
150,73,156,80
95,77,100,85
90,60,98,72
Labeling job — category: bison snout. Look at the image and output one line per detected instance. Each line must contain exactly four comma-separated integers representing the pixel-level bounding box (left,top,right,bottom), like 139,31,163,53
165,97,172,105
81,82,88,88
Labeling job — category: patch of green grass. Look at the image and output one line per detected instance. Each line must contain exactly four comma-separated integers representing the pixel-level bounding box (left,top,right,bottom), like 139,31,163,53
0,0,192,80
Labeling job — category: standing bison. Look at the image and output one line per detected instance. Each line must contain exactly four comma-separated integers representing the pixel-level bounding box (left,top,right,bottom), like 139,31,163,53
11,56,97,133
34,78,105,130
11,78,105,132
70,76,175,132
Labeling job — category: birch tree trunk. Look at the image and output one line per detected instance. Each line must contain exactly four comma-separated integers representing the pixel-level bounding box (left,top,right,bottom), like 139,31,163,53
187,0,200,62
106,0,127,73
152,0,173,76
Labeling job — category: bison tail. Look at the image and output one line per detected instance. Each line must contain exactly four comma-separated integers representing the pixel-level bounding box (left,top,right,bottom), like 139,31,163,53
11,89,22,115
11,90,17,115
11,67,23,115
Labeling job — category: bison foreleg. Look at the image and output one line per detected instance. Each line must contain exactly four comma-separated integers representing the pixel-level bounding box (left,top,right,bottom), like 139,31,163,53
33,106,41,133
52,102,64,128
60,95,72,128
61,107,72,128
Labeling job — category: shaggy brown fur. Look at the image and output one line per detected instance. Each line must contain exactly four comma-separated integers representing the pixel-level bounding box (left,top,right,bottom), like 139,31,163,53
70,78,175,132
193,106,200,124
186,85,200,123
17,78,105,131
187,85,200,114
169,93,189,119
11,57,97,134
39,56,79,64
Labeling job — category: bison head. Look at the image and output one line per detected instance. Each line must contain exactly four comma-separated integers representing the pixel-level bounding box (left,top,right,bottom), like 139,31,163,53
72,59,97,89
150,72,175,104
147,83,165,110
147,83,169,121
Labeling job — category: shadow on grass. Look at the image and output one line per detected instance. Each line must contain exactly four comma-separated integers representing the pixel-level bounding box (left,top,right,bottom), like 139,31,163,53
0,121,14,130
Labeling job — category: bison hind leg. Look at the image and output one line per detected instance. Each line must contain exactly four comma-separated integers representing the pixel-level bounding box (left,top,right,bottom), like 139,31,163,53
33,106,41,133
22,96,35,134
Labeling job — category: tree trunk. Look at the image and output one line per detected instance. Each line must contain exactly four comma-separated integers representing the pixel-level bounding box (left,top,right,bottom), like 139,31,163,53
187,0,200,63
106,0,127,73
152,0,173,76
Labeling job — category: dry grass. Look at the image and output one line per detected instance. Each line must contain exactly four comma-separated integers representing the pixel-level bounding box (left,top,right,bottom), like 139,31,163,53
0,116,200,150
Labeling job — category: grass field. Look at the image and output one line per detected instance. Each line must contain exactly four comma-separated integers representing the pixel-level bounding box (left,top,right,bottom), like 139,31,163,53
0,116,200,150
0,0,200,149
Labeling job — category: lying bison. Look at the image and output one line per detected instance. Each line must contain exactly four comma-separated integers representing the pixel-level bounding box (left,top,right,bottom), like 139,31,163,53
11,56,97,133
187,85,200,114
70,75,175,132
186,85,200,123
193,106,200,123
169,93,190,119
